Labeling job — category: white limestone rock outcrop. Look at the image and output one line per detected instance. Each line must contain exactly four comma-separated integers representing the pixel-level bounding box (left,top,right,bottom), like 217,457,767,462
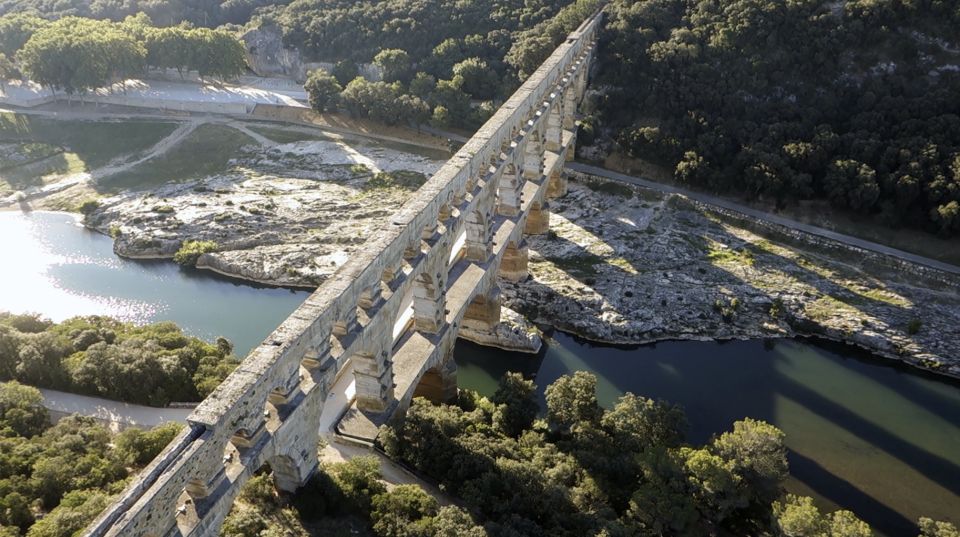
502,179,960,379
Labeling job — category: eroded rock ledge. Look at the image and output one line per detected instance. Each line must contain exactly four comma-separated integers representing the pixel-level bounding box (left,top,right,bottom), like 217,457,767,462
87,138,441,288
501,179,960,379
458,306,542,354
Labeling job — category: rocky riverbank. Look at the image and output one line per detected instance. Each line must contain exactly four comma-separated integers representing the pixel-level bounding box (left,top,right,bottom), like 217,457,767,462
500,178,960,378
82,132,545,354
85,137,960,376
86,136,444,288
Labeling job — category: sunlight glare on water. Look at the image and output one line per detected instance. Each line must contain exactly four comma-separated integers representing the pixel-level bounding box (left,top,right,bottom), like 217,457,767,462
0,211,159,323
0,210,309,355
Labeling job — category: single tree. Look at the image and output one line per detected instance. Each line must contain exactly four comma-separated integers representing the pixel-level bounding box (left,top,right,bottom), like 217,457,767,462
304,68,342,113
545,371,602,433
491,372,538,437
373,48,412,84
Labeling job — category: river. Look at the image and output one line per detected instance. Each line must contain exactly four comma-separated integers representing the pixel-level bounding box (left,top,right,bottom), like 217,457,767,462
2,210,957,535
456,334,960,536
0,210,309,354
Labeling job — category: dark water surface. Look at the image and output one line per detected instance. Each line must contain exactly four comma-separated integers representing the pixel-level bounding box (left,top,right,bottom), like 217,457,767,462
456,333,960,536
0,211,309,355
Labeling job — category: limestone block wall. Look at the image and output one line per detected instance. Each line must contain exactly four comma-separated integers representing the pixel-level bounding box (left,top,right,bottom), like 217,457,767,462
85,9,602,537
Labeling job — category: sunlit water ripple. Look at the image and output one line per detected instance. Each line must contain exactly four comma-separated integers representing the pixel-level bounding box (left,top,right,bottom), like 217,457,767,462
0,210,309,354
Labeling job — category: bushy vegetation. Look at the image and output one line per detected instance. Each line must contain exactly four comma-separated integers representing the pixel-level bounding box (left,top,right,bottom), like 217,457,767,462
375,371,957,536
0,380,182,536
223,371,960,536
0,0,276,28
174,240,219,266
222,456,489,537
273,0,592,66
599,0,960,236
0,12,246,94
300,0,603,130
0,313,238,406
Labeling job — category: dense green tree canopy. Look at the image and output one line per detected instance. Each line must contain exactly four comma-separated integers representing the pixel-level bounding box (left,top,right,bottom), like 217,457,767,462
379,372,805,536
373,48,413,85
278,0,599,129
0,313,238,406
0,12,46,57
0,380,180,536
0,0,277,28
19,17,145,94
599,0,960,236
10,14,246,93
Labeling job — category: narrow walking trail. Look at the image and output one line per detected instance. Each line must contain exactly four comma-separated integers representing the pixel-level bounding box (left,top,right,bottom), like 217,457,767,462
90,119,201,183
39,388,192,432
1,118,202,206
224,120,276,147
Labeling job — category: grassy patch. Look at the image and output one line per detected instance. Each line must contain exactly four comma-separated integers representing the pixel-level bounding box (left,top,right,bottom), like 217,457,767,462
0,113,177,168
363,170,427,191
99,124,253,192
804,295,858,323
544,252,605,277
706,240,756,267
0,114,177,195
853,287,912,308
247,125,327,144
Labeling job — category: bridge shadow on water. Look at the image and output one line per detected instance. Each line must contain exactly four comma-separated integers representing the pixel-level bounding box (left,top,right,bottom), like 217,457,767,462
456,333,960,536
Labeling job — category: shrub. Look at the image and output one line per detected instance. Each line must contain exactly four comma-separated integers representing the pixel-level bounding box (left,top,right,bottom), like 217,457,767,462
173,240,218,266
907,318,922,335
239,474,278,508
114,422,183,465
77,199,100,216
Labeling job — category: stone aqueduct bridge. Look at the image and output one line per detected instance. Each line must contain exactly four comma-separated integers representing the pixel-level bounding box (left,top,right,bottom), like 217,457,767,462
85,12,601,537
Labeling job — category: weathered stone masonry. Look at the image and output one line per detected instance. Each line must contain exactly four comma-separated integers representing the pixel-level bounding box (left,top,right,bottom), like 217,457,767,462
83,11,600,537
